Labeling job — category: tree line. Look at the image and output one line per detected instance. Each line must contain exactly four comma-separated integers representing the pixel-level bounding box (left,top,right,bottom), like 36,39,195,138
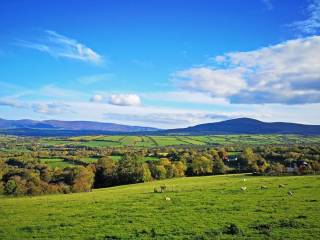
1,145,320,196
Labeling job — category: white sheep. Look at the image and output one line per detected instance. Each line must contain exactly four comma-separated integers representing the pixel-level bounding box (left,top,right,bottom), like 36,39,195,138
243,178,246,182
261,185,267,189
240,186,247,191
288,191,293,196
165,196,171,201
279,184,285,188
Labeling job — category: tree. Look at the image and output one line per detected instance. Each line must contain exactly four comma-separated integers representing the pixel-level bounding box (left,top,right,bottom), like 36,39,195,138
4,179,16,195
172,161,186,177
117,153,144,184
272,162,286,175
212,158,226,174
141,163,152,182
95,157,118,187
71,166,95,192
150,163,167,179
238,147,255,171
191,156,212,175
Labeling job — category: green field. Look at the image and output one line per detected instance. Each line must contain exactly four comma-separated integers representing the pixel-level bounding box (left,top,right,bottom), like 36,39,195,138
0,174,319,239
38,134,320,148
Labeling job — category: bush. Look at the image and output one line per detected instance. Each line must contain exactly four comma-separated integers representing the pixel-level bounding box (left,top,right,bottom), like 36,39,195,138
223,223,242,235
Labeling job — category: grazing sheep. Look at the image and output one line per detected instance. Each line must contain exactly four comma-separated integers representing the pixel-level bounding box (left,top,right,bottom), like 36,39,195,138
288,191,293,196
261,185,268,189
240,186,247,191
243,178,246,182
165,196,171,201
279,184,285,188
154,187,159,193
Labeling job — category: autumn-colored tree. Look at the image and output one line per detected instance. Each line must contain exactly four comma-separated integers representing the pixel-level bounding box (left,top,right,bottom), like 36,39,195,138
191,156,212,175
172,161,186,177
71,166,95,192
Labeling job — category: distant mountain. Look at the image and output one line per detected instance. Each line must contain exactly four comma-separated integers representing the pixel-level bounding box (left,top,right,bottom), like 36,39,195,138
0,118,158,134
0,117,319,136
163,118,320,135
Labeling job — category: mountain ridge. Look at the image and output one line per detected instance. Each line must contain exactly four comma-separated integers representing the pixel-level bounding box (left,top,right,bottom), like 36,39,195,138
0,118,158,132
0,117,320,136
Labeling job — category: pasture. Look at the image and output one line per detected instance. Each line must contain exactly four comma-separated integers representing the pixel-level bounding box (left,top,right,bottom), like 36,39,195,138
0,174,319,239
39,134,320,148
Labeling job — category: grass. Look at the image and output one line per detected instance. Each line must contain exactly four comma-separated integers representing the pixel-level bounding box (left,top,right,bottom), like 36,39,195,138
39,158,71,168
36,134,320,148
0,174,319,239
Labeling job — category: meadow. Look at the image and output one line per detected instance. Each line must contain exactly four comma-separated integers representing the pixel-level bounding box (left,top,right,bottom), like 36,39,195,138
40,134,320,148
0,174,319,239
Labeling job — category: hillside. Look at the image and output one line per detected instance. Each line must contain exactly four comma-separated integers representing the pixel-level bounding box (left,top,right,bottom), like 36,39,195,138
0,174,319,239
164,118,320,135
0,118,157,133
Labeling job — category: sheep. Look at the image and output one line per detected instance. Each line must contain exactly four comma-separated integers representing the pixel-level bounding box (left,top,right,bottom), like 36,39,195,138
243,178,247,182
165,196,171,201
279,184,285,188
260,185,268,189
240,186,247,191
288,191,293,196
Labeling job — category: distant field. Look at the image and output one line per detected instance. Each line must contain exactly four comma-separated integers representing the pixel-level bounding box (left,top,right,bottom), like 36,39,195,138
0,174,319,239
38,134,320,148
38,156,160,167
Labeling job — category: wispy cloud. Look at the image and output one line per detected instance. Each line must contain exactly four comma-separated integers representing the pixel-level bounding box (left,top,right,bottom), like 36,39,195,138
18,30,103,64
32,102,70,115
288,0,320,35
77,73,114,85
0,98,70,115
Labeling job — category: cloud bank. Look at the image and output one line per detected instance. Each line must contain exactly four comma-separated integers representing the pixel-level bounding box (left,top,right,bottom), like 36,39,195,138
174,36,320,104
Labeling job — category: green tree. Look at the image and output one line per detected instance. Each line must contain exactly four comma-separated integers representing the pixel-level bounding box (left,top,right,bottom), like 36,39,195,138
117,153,144,184
212,158,226,174
191,156,212,175
95,157,118,187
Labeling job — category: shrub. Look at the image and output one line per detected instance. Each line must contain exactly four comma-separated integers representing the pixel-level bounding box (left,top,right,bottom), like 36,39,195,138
223,223,242,235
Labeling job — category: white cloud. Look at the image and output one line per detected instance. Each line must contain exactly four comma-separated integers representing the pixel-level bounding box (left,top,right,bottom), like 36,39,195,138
18,30,103,64
32,103,70,115
174,67,247,98
175,36,320,104
288,0,320,35
108,94,142,106
90,94,104,103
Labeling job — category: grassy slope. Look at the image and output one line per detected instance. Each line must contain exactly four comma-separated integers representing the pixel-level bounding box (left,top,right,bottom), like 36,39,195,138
0,174,319,239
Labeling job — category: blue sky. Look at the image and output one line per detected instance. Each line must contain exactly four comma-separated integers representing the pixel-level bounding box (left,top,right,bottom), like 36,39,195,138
0,0,320,128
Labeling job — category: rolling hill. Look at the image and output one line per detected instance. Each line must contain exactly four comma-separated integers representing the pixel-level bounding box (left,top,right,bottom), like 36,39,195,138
0,117,320,136
0,118,158,135
164,118,320,135
0,174,319,239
